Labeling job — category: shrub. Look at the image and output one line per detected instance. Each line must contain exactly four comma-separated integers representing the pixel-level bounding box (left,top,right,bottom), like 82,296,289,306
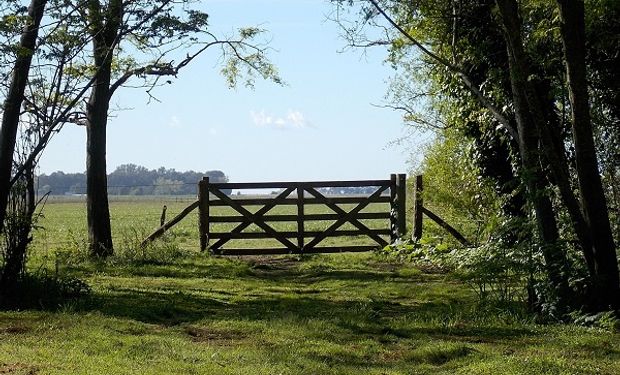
113,227,190,265
0,270,91,310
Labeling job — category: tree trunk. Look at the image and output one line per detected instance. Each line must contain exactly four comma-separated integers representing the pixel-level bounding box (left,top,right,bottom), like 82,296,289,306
496,0,572,309
86,92,113,256
534,80,597,281
0,0,46,232
557,0,619,310
0,166,36,306
85,0,122,257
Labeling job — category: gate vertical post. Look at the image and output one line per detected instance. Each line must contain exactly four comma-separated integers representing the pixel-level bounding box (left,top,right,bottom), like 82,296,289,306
412,174,423,242
396,174,407,238
390,174,397,243
198,177,209,252
297,186,304,253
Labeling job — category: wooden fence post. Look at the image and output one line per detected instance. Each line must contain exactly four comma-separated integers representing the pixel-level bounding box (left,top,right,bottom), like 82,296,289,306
412,174,423,242
297,186,304,253
198,177,209,252
140,201,199,249
390,174,397,243
396,174,407,238
160,205,167,227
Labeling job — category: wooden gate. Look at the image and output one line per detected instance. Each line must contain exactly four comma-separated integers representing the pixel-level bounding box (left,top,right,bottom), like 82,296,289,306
198,174,407,255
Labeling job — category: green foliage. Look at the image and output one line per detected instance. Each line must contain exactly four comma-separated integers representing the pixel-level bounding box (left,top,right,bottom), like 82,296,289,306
151,177,183,195
336,0,620,314
113,227,189,266
220,28,283,89
570,311,620,332
449,237,533,305
0,270,91,310
2,199,618,371
54,225,189,268
37,165,230,196
417,129,501,247
386,217,539,309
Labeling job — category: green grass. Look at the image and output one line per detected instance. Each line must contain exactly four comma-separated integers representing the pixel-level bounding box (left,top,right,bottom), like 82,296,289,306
34,195,391,254
1,197,619,374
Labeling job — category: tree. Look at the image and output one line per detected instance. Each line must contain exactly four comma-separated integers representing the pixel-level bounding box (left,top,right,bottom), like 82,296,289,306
555,0,619,309
495,0,571,308
417,128,501,247
0,0,129,301
152,177,182,195
76,0,281,256
333,0,619,312
37,165,230,195
0,0,46,232
0,0,111,234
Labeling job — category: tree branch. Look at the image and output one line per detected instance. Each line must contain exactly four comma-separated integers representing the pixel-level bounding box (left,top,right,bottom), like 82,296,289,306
367,0,518,140
109,39,247,95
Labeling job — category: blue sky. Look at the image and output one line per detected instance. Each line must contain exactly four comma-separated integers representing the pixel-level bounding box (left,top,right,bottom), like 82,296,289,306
38,0,421,182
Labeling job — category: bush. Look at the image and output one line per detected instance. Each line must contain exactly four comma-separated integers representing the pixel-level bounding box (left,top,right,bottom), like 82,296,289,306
386,216,542,309
570,311,620,332
57,226,191,267
113,227,190,265
0,270,91,310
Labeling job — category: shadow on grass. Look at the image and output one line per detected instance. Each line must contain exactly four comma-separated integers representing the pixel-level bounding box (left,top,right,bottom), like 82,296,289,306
337,319,533,343
248,267,433,284
251,268,391,282
68,258,252,280
80,286,533,345
68,255,431,283
306,343,477,368
69,255,537,350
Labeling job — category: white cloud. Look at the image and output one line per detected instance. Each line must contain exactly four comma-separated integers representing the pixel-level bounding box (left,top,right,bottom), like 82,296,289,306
168,116,181,128
250,109,310,129
286,110,306,128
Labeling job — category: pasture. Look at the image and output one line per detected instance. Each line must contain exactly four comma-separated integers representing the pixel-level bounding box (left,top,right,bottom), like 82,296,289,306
0,196,619,374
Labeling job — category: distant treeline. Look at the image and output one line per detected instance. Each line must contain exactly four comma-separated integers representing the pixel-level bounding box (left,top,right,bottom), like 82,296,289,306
37,164,230,196
318,187,382,195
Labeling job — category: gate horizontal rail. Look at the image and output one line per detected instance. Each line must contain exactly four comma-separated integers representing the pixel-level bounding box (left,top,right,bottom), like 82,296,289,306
209,229,392,239
208,212,391,223
198,175,407,255
207,179,393,189
209,195,391,206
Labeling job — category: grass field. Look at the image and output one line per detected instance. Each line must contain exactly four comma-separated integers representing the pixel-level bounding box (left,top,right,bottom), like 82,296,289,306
1,197,619,374
33,195,393,256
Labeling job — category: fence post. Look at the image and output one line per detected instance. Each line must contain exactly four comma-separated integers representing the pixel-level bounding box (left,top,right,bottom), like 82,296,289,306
297,186,304,253
396,174,407,238
160,205,167,227
198,177,209,252
412,174,423,242
390,174,397,243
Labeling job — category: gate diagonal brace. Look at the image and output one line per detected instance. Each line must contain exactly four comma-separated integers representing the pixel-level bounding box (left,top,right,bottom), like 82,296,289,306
304,185,389,250
208,187,298,252
304,187,387,247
